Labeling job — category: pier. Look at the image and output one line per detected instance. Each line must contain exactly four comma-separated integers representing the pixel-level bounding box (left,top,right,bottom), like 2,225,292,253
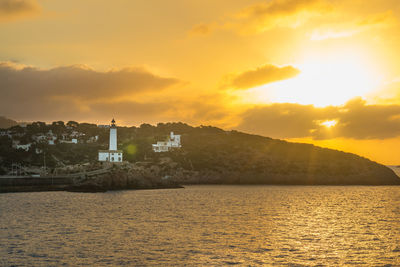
0,168,111,193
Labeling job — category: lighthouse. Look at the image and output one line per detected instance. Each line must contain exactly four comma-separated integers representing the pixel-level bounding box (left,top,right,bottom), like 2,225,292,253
109,119,117,150
98,119,123,163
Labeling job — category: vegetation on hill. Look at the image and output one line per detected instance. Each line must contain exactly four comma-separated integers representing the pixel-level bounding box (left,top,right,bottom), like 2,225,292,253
0,121,399,185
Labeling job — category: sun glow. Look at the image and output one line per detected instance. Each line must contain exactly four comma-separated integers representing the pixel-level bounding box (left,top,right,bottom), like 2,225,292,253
239,51,383,107
320,120,337,128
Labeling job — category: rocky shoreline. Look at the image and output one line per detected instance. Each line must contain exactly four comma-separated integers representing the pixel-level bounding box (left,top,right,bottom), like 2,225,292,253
2,156,400,193
66,163,184,193
0,160,185,193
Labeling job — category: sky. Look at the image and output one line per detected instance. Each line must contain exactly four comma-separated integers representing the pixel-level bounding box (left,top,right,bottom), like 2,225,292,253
1,0,400,164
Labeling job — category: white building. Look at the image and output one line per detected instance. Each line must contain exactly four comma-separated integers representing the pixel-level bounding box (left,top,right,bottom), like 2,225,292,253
33,130,57,145
152,132,181,152
16,143,32,151
87,135,99,143
60,138,78,144
98,119,123,163
32,134,47,142
48,138,56,145
70,131,85,138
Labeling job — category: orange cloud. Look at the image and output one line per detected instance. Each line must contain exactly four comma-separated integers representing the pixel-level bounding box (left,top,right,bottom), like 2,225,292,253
0,0,40,22
189,23,213,36
226,64,300,90
199,0,332,35
234,0,331,33
0,62,181,122
0,62,179,101
0,62,235,126
237,98,400,140
238,0,327,18
310,11,396,40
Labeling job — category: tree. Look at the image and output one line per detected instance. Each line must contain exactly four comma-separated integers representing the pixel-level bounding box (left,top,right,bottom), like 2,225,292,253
67,121,79,128
50,121,66,135
27,121,47,134
77,123,99,136
9,125,25,134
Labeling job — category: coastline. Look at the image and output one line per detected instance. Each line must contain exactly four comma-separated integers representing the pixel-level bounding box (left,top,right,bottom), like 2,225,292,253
2,162,399,194
2,174,400,194
0,175,183,193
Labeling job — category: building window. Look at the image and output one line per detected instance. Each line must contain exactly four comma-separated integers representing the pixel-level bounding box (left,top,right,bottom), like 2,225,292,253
111,157,114,161
118,157,121,161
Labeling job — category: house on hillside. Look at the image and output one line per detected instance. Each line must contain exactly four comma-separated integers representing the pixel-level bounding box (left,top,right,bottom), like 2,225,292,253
152,132,181,152
16,143,32,151
47,130,57,145
32,130,57,145
59,138,78,144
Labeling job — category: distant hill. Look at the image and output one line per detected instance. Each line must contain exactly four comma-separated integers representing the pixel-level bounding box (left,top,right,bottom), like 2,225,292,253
0,116,18,129
387,166,400,178
119,123,400,185
164,126,400,185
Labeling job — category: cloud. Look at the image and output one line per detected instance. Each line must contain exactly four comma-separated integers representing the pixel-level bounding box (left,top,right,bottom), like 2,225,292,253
234,0,331,33
189,23,213,36
189,0,395,38
0,62,233,126
0,62,181,122
336,98,400,139
237,102,338,138
0,0,40,21
238,0,327,18
194,0,331,35
236,98,400,140
310,11,396,40
226,64,300,90
0,62,179,101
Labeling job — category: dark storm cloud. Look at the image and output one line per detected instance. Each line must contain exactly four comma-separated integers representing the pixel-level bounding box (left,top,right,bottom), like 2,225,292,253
237,98,400,140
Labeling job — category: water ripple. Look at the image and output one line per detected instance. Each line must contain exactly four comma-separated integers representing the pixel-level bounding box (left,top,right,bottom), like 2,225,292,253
1,185,400,266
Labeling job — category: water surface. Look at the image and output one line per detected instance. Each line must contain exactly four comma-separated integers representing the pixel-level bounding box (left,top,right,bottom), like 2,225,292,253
1,185,400,266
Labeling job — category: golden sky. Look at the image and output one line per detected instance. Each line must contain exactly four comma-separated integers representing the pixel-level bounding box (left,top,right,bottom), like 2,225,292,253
1,0,400,164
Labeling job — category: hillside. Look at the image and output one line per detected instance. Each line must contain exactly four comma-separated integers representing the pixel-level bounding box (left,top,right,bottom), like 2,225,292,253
0,116,18,129
387,166,400,178
0,122,399,185
169,129,400,185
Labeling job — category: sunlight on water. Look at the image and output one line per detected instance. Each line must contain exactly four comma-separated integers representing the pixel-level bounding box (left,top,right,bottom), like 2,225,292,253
1,186,400,265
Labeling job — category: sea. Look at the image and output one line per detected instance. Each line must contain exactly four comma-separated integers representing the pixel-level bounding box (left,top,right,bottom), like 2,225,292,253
1,185,400,266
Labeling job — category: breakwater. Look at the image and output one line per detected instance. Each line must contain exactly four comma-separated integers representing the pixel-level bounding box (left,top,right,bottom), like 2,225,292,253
0,176,74,193
0,163,183,193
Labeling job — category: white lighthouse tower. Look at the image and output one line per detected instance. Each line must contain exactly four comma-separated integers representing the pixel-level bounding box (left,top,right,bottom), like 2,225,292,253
109,119,117,150
98,118,123,163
